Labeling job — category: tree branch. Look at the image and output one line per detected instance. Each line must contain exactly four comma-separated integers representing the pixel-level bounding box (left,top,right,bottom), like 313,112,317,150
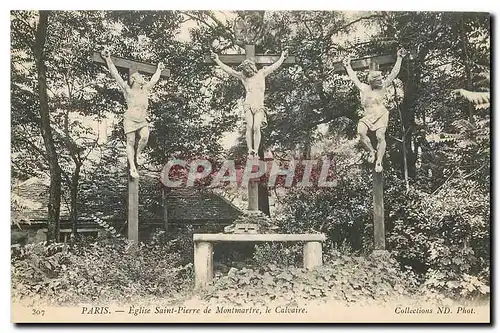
337,14,383,32
182,11,233,40
431,168,457,195
420,61,455,78
463,163,487,180
17,137,47,162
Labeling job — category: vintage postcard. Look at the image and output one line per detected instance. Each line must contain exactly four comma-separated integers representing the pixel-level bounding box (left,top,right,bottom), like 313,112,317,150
10,9,491,323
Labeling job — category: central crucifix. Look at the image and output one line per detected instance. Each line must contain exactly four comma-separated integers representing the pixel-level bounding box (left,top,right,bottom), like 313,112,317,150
205,11,296,231
93,51,170,246
204,12,295,160
207,45,294,158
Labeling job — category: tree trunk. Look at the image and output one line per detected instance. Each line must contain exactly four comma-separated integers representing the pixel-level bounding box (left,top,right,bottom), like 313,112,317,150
34,10,62,242
460,17,475,125
394,84,410,192
302,137,312,160
70,163,81,237
64,84,82,240
162,188,169,232
399,58,418,179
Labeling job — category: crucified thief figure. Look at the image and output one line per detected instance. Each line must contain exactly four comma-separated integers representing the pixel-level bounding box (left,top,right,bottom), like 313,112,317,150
343,48,407,172
210,49,289,158
101,49,165,179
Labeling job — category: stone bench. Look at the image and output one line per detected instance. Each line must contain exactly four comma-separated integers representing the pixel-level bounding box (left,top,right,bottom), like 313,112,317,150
193,233,327,289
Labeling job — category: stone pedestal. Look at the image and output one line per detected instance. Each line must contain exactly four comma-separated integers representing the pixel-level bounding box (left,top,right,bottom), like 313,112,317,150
194,241,213,289
192,233,326,289
303,241,323,269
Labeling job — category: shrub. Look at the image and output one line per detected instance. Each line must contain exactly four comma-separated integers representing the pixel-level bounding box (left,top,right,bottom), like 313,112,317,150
387,180,490,300
11,242,73,303
202,250,419,306
276,160,490,300
11,230,194,305
252,242,302,267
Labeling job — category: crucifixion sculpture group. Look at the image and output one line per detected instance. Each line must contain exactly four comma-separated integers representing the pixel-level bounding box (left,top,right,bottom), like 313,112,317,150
93,18,408,248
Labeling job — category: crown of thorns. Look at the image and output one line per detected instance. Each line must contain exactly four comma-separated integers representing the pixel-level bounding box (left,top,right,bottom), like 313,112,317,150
367,71,382,82
238,60,258,71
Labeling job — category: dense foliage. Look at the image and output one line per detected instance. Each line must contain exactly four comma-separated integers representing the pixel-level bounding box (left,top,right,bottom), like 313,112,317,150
204,251,419,306
14,234,487,306
11,10,490,304
11,232,193,305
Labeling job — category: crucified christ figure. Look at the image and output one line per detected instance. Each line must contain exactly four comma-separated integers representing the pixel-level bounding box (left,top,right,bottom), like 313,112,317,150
343,48,408,172
101,49,165,179
210,49,288,158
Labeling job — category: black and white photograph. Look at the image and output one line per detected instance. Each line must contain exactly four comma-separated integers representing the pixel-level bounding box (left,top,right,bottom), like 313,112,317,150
9,8,491,323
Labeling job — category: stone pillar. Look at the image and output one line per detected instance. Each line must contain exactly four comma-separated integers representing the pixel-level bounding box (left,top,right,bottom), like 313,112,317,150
303,241,322,269
248,180,259,211
128,175,139,245
194,241,213,289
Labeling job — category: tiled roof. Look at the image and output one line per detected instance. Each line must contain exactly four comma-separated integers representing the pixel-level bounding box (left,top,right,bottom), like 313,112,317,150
12,177,243,225
11,178,71,222
165,187,242,222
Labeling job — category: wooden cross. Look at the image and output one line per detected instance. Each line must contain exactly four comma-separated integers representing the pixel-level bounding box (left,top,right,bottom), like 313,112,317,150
93,52,170,246
205,45,296,217
93,52,171,78
332,54,396,73
364,57,386,252
333,52,414,252
204,44,297,66
334,53,389,252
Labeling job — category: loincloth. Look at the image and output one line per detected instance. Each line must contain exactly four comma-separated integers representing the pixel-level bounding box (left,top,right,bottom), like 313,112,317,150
123,108,148,134
359,109,389,132
244,105,268,129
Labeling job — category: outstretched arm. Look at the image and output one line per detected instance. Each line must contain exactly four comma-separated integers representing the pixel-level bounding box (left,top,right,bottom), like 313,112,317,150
101,49,129,92
343,56,365,91
144,62,165,90
262,49,289,76
383,48,407,87
210,52,243,79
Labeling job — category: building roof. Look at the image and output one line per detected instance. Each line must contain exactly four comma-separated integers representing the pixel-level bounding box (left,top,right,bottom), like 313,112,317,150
12,177,243,226
11,177,71,224
165,187,242,222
